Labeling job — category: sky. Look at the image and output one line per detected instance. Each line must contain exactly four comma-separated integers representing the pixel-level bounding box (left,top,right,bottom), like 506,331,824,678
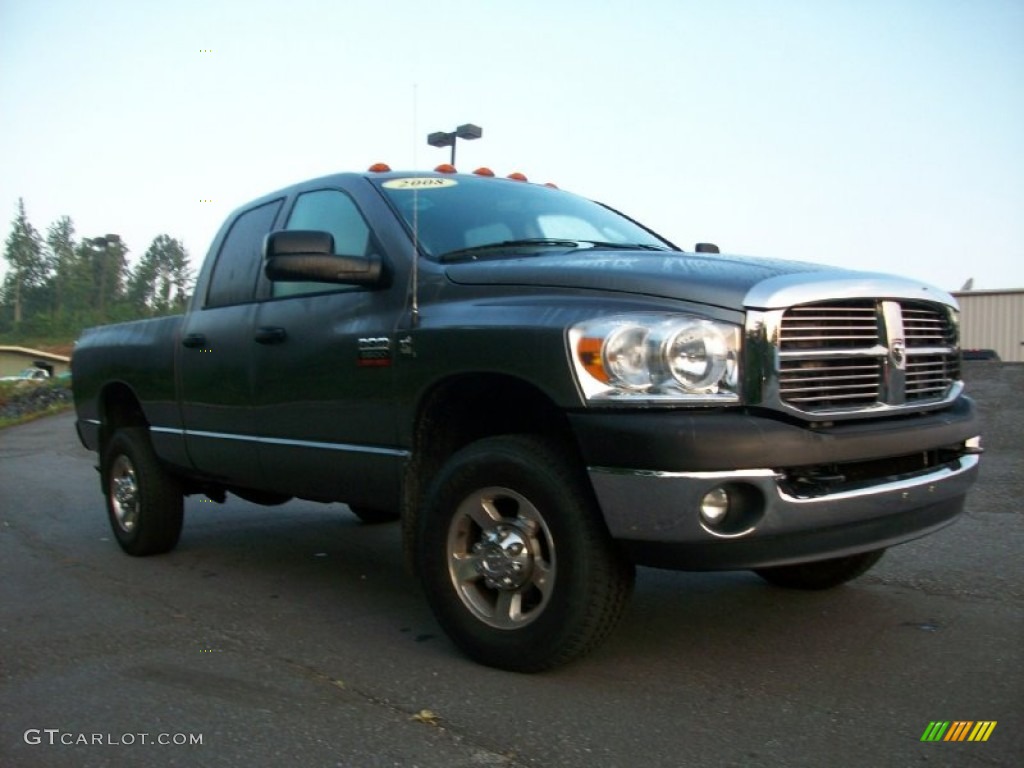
1,0,1022,292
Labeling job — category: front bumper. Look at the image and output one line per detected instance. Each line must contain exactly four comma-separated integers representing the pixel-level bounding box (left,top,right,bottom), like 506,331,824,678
571,398,981,570
591,455,978,570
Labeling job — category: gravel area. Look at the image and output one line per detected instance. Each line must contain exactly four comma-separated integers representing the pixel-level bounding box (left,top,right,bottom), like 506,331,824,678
961,362,1023,514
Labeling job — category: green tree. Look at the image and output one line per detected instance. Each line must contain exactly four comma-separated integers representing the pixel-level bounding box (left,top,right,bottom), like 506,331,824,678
45,215,78,322
127,234,193,314
0,200,195,337
2,198,47,326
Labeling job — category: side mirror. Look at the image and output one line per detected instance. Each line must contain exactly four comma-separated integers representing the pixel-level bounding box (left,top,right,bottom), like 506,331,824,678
695,242,720,254
263,230,383,287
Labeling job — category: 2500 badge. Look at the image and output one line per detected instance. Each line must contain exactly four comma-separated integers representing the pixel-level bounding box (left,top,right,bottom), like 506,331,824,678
357,336,391,367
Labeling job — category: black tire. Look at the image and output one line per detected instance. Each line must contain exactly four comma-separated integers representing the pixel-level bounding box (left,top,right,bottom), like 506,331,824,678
754,549,885,590
102,427,184,556
416,435,635,672
348,505,400,524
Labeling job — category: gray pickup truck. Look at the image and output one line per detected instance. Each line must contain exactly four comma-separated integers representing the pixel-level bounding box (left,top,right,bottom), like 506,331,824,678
72,166,981,671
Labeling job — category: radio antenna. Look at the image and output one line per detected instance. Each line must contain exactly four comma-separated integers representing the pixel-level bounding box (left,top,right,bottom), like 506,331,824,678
411,189,420,327
410,83,421,328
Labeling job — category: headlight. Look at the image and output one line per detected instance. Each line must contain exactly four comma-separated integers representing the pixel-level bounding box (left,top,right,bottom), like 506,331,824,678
569,314,741,404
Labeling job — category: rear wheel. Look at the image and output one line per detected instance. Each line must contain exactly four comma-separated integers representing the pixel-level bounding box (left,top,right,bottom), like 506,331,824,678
417,435,635,672
754,549,885,590
102,428,183,556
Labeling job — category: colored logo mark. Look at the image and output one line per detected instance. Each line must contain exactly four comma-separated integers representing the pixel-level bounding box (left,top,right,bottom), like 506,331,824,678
920,721,997,742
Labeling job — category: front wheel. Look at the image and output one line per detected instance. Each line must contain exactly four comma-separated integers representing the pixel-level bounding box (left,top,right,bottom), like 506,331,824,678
754,549,885,590
102,427,184,556
416,435,635,672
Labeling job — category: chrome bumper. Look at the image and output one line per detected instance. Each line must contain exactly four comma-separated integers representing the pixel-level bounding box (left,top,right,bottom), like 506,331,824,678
590,453,980,570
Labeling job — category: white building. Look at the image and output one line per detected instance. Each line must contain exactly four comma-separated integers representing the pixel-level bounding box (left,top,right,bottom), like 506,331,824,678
952,289,1024,363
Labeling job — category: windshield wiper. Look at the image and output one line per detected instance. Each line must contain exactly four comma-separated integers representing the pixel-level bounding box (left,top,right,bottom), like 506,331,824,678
440,239,580,263
577,241,670,251
439,238,671,263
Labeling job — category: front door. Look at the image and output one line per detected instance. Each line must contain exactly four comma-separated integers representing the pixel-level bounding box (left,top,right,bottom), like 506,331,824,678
249,187,405,508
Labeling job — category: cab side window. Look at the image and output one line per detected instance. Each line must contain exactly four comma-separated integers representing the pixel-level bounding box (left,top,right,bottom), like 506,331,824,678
273,189,372,298
206,199,282,308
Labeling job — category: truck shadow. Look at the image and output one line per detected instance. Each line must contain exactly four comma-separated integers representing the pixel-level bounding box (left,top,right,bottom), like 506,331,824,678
154,495,905,676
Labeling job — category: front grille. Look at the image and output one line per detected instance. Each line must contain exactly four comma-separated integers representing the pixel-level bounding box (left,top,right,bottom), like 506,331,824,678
906,355,960,401
779,301,878,351
778,358,881,409
772,299,959,415
903,304,953,347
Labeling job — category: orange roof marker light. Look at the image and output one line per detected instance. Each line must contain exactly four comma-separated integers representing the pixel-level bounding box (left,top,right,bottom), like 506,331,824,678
544,182,559,189
473,167,495,177
434,164,458,174
507,172,528,182
367,162,392,173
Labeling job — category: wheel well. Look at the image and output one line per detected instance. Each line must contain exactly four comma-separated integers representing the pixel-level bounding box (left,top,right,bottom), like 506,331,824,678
98,382,148,451
401,373,578,568
96,384,209,497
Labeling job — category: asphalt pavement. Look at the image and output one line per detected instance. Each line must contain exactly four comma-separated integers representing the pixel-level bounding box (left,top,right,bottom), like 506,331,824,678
1,363,1021,767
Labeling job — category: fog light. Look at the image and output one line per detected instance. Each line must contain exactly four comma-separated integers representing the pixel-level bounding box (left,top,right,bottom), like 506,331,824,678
700,487,730,525
698,482,766,537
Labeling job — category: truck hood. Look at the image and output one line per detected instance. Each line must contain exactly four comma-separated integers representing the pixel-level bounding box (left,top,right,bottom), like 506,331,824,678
444,251,956,310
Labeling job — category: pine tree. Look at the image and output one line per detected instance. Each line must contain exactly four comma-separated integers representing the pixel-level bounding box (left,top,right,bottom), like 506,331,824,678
128,234,193,314
45,215,77,322
2,199,46,326
1,201,195,334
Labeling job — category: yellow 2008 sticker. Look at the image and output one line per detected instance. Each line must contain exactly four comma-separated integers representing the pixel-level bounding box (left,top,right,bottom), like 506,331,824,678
382,178,458,190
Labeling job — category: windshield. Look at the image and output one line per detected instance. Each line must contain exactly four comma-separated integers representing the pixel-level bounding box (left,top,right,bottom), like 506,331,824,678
373,175,675,261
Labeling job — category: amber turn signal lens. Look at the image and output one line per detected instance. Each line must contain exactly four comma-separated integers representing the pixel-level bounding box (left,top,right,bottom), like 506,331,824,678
576,337,608,383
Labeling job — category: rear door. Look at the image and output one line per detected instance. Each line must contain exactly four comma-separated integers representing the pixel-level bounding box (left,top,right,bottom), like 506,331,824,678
178,198,283,487
249,184,406,507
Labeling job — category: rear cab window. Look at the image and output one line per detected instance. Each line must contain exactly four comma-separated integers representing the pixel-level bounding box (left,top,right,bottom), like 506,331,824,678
205,199,283,308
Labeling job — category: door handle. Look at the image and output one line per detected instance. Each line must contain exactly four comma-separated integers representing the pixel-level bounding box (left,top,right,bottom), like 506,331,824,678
182,333,207,349
254,326,287,344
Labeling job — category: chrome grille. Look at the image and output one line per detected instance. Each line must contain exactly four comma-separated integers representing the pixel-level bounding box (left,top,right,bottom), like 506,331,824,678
779,302,878,351
771,299,959,415
778,358,881,408
903,304,954,347
906,355,960,400
900,301,961,402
